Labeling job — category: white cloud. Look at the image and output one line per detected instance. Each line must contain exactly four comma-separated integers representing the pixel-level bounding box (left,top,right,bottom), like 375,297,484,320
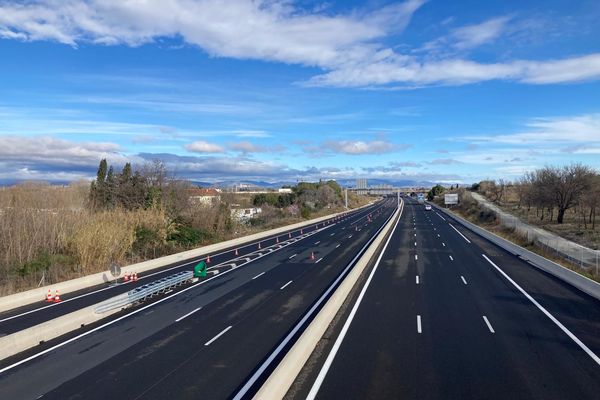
0,1,599,88
227,141,285,153
451,16,511,50
464,113,600,144
0,135,136,182
184,140,224,153
421,16,511,53
324,139,406,155
308,53,600,87
430,158,462,165
0,0,423,68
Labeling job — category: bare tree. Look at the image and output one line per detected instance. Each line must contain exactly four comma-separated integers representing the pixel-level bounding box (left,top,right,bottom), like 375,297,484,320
539,164,595,224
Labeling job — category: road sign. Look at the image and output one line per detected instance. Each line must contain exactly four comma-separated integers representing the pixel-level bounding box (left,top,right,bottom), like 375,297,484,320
194,260,207,278
109,262,121,286
445,194,459,205
110,262,121,278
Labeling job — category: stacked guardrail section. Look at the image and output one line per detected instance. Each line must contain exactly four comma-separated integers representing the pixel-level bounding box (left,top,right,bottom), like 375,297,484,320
95,271,193,314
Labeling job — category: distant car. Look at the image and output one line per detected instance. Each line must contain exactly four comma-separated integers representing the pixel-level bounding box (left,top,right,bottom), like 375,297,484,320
425,204,432,211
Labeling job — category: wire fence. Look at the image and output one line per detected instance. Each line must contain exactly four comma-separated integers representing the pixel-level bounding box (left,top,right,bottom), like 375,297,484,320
472,193,600,276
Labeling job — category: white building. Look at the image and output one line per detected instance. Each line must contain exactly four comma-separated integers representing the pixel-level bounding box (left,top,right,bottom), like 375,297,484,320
231,207,262,222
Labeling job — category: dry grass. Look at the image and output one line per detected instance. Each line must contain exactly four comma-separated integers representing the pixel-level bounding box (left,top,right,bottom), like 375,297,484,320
0,183,372,295
482,185,600,250
442,192,600,283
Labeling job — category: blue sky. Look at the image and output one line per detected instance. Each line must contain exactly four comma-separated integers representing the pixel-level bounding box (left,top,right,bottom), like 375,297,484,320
1,0,599,185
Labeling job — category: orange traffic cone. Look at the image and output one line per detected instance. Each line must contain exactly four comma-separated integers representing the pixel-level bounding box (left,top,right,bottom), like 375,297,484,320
288,232,291,238
301,229,303,234
46,289,53,302
206,255,211,263
53,290,61,303
124,272,130,282
310,251,315,261
258,242,261,250
132,272,138,282
276,236,279,243
235,248,239,256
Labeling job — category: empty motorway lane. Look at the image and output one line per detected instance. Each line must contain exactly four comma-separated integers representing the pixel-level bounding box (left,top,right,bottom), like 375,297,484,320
0,200,380,336
0,199,397,399
298,198,600,400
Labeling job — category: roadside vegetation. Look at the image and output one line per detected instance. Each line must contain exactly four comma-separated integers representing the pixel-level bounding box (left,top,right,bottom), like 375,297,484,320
473,163,599,249
0,160,368,295
428,163,600,281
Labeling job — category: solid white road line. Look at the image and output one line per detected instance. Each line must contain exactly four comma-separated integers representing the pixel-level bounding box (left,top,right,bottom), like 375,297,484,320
416,275,420,284
252,272,265,280
449,255,454,261
304,201,403,400
175,307,202,322
280,280,293,290
482,316,495,333
449,223,471,243
204,326,232,346
316,258,323,264
435,212,446,221
461,276,467,285
0,222,340,375
482,254,600,366
417,315,422,333
289,254,297,259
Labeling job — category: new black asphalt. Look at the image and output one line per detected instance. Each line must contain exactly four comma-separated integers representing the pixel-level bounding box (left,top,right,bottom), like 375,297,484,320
0,199,397,399
300,198,600,400
0,201,381,335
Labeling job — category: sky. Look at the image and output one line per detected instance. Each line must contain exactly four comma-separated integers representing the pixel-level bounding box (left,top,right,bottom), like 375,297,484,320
1,0,599,186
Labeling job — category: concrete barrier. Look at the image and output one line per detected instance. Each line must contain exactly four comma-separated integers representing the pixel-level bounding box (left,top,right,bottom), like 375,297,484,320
433,203,600,301
0,303,122,361
0,205,371,313
253,201,402,399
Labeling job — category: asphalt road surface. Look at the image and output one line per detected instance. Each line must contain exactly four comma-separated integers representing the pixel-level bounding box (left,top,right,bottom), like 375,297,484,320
0,198,398,399
0,200,381,336
300,197,600,400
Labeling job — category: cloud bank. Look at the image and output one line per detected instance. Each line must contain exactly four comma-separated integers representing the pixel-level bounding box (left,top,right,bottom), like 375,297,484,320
1,0,599,88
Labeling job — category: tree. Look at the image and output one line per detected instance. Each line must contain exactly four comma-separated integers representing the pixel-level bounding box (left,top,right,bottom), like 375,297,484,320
541,164,594,224
427,184,445,200
317,185,337,207
89,159,108,209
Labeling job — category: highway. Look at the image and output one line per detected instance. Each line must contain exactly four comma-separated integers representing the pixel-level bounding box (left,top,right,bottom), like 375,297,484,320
0,200,381,336
296,197,600,399
0,198,398,399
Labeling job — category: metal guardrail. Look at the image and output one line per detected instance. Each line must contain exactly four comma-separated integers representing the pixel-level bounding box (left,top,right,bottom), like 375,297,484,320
95,271,193,314
431,203,600,302
470,192,600,273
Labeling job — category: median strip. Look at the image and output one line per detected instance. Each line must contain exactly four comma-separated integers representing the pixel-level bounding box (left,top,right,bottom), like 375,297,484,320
250,202,402,400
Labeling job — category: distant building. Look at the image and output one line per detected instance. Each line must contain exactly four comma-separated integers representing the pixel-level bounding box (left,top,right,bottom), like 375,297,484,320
187,188,221,206
231,207,262,222
278,188,293,193
356,178,368,189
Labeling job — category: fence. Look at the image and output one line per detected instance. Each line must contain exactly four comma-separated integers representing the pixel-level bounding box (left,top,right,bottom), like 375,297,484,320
95,270,193,314
471,192,600,275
